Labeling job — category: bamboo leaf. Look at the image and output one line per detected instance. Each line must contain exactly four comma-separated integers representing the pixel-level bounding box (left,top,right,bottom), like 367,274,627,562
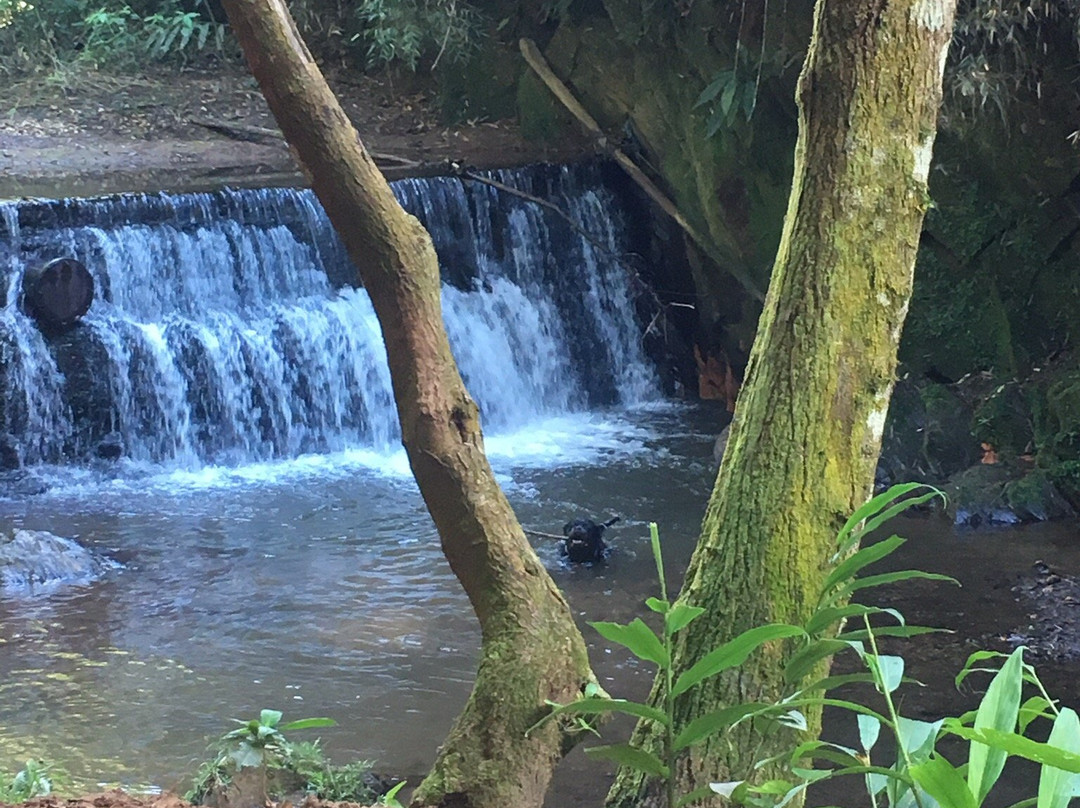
821,536,905,596
856,489,944,543
910,754,977,808
784,638,851,684
805,604,894,636
948,728,1080,773
968,647,1025,804
834,482,929,552
545,696,670,725
673,624,804,696
589,619,669,667
1019,696,1055,733
1039,708,1080,808
695,70,734,108
837,625,943,641
674,702,773,751
279,717,336,731
584,744,668,777
834,570,958,600
720,81,737,117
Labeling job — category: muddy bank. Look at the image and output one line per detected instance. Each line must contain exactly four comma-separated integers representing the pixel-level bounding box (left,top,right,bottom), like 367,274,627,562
0,66,590,199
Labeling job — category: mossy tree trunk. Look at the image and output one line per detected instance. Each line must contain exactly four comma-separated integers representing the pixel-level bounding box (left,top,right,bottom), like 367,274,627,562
218,3,596,807
608,0,957,805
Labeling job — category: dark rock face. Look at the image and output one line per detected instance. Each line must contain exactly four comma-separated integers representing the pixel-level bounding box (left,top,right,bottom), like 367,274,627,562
0,529,119,593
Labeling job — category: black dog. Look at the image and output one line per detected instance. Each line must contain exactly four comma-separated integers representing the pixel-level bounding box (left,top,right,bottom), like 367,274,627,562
561,516,620,563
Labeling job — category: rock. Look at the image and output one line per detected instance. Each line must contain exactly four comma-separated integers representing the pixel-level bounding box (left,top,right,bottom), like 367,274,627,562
946,463,1076,526
0,434,21,470
95,431,124,461
0,528,119,592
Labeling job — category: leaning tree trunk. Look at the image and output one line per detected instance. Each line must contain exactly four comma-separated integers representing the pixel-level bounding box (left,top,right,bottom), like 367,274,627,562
218,3,596,807
608,0,957,805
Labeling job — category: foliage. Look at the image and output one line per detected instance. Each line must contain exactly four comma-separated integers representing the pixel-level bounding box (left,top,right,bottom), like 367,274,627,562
0,0,229,76
185,709,387,805
945,0,1080,124
0,759,60,802
718,634,1080,808
532,484,949,808
349,0,485,71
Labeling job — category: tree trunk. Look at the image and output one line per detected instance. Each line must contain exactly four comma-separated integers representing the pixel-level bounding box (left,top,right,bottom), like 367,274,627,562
608,0,957,804
217,3,596,807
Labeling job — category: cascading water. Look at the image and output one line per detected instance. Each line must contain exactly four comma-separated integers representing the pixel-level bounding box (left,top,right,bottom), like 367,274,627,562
0,163,662,472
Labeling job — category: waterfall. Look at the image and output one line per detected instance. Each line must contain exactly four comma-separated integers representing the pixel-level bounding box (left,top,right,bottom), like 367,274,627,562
0,163,661,470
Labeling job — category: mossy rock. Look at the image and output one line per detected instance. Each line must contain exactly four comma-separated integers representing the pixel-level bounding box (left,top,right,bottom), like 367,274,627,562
946,463,1075,526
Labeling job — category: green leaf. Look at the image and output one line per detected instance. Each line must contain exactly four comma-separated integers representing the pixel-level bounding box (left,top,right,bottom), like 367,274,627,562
821,536,906,598
584,744,668,777
674,702,774,751
834,570,958,601
834,484,943,556
947,727,1080,773
855,489,944,544
645,597,668,614
834,482,928,550
720,81,737,117
279,717,336,731
968,647,1025,804
666,603,705,635
546,696,670,726
858,715,880,751
873,655,905,694
798,672,882,693
910,754,977,808
784,639,852,684
1019,696,1055,733
1039,708,1080,808
695,70,734,108
673,623,804,696
837,625,944,641
649,523,665,594
897,717,945,763
589,619,669,667
956,650,1012,688
677,785,722,807
259,709,283,727
805,604,897,636
230,744,264,769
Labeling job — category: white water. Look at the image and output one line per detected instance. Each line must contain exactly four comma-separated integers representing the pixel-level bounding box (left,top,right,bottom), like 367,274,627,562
0,166,660,473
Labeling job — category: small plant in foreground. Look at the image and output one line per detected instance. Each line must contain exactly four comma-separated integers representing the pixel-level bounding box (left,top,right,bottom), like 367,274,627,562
186,708,387,805
717,635,1080,808
0,759,60,801
532,482,951,808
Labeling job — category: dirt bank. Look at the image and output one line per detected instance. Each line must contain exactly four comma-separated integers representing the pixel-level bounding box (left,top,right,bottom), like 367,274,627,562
0,65,590,199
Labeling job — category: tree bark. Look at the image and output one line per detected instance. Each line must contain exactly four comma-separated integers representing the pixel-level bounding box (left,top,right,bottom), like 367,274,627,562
216,3,596,807
608,0,957,804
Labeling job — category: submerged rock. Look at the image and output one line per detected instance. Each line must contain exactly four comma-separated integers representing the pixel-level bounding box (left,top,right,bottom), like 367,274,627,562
0,528,119,593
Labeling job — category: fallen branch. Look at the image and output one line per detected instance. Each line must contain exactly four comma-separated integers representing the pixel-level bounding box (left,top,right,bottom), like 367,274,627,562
191,116,422,168
518,38,766,302
524,528,565,541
